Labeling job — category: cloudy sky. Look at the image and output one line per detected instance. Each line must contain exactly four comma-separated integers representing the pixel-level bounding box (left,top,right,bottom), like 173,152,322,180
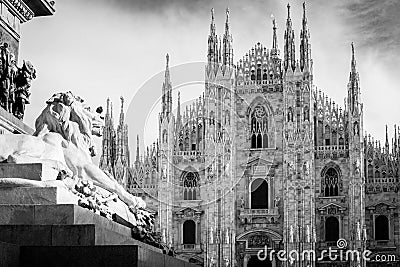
19,0,400,158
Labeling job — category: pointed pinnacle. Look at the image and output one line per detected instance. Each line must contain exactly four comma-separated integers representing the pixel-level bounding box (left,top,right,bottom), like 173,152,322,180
166,53,169,68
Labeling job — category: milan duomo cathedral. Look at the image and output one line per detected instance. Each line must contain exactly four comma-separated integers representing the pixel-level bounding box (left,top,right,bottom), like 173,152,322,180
99,4,400,267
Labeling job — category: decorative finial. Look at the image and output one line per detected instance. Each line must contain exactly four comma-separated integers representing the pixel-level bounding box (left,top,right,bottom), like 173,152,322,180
271,14,278,52
211,8,214,21
351,42,356,71
106,98,110,114
225,7,230,33
287,3,291,17
120,96,124,111
166,53,169,68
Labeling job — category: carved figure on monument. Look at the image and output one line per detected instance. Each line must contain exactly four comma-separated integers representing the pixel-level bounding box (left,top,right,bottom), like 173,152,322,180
274,196,280,208
303,161,310,176
289,225,294,242
210,227,214,244
0,43,11,112
12,60,36,119
224,257,230,267
7,53,18,112
287,161,294,178
0,91,145,213
239,195,245,209
354,159,361,176
209,257,216,267
306,225,311,243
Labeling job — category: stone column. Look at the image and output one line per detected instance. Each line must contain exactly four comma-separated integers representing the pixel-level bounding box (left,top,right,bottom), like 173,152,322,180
243,254,251,267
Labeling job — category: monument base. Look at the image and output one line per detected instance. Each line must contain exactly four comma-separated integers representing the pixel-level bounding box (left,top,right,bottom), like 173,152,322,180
0,163,198,266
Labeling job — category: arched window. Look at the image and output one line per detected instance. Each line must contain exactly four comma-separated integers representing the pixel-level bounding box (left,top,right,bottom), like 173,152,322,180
323,168,339,197
183,172,198,200
251,178,268,209
162,130,168,143
263,72,268,80
368,164,373,181
256,68,261,81
303,106,310,121
250,106,268,149
325,216,339,242
287,107,293,122
375,215,389,240
183,220,196,244
251,70,255,81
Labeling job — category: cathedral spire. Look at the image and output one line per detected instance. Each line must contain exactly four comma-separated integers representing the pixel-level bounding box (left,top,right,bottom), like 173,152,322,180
284,3,296,72
271,16,278,56
300,2,311,72
222,7,233,66
177,91,181,120
395,125,398,156
210,8,215,36
385,125,389,153
162,53,172,120
224,8,230,35
110,102,113,119
106,98,110,116
119,96,124,125
348,43,360,114
136,135,140,163
208,8,219,66
351,42,356,73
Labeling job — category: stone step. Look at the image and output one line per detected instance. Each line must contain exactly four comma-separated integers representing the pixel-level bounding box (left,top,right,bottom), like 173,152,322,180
0,186,78,205
0,186,138,227
0,204,161,251
20,245,195,267
0,224,162,249
0,241,20,267
0,204,131,237
0,163,58,181
0,224,96,246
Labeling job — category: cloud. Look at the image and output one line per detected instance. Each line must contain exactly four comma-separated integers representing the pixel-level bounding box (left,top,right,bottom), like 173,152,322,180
339,0,400,60
18,0,400,153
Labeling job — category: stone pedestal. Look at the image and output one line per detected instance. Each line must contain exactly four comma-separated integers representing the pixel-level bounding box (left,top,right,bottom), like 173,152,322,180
0,163,59,181
0,162,198,266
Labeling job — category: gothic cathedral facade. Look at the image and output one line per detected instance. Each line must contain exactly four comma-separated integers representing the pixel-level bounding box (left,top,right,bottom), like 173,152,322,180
103,3,399,267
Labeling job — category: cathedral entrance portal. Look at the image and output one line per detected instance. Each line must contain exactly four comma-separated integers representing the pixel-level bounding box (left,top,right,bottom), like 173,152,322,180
247,255,271,267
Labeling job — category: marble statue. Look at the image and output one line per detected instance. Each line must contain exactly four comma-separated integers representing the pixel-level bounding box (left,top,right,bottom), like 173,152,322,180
12,60,36,119
0,43,11,112
306,225,311,243
0,42,36,120
354,159,361,176
34,91,102,157
0,91,145,211
303,161,310,176
274,196,280,207
289,225,294,242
